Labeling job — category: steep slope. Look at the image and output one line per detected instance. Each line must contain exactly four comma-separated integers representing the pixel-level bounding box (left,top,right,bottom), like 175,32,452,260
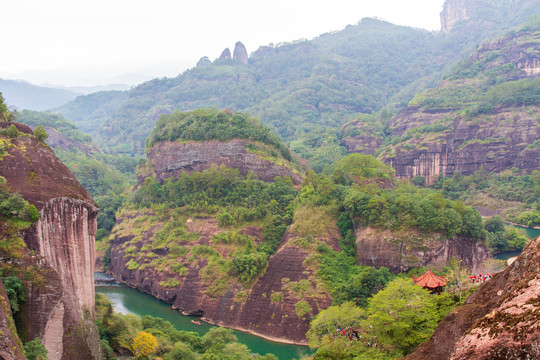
404,235,540,360
104,110,337,343
344,23,540,184
0,122,100,360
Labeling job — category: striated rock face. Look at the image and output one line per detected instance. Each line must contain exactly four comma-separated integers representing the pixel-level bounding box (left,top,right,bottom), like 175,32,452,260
109,213,331,344
382,106,540,185
219,48,232,60
440,0,472,33
355,227,491,273
405,236,540,360
145,139,303,185
233,41,249,64
0,280,25,360
0,129,100,360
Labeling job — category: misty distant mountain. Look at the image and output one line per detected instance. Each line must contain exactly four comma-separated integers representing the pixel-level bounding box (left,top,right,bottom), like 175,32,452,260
0,78,81,111
41,83,132,95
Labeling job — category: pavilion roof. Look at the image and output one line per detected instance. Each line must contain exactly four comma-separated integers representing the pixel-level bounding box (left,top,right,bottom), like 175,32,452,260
413,269,447,288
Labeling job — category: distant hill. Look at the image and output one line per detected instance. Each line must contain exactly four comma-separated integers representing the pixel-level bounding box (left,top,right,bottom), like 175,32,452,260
53,0,540,158
0,78,80,110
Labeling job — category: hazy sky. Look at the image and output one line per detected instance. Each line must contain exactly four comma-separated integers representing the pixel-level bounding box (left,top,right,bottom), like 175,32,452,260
1,0,446,87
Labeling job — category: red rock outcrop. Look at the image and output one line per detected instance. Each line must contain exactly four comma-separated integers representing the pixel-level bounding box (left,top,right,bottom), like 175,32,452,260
356,227,491,273
233,41,249,65
405,235,540,360
382,106,540,185
440,0,472,33
0,128,100,360
108,212,332,344
145,139,303,185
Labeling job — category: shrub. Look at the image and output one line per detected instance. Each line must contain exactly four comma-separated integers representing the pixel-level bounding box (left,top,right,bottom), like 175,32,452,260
6,124,18,138
33,126,49,141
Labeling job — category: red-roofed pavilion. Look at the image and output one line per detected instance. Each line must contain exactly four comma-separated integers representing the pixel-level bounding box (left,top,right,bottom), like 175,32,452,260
413,269,447,294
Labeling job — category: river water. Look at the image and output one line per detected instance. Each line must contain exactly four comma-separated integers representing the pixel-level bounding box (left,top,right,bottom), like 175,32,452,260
494,224,540,260
95,274,311,360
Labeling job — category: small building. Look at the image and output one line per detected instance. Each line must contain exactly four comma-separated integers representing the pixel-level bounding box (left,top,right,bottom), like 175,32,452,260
413,269,447,294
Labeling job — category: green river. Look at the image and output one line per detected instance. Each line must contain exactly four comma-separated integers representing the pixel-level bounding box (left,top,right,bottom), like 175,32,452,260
95,277,311,360
494,224,540,260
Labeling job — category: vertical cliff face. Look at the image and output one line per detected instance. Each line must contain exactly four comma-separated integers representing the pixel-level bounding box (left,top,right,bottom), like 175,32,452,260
355,227,491,273
440,0,472,33
144,139,303,185
405,236,540,360
0,124,100,360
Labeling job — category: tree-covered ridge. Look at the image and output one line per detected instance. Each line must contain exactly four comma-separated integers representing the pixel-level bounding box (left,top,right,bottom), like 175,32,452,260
16,109,92,143
146,109,292,161
56,18,469,156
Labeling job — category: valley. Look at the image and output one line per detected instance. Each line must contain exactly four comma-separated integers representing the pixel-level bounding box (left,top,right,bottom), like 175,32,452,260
0,1,539,359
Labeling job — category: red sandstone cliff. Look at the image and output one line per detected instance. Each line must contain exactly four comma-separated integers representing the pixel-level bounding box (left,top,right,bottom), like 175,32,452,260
108,211,332,344
355,227,491,273
405,235,540,360
143,139,303,185
0,122,100,360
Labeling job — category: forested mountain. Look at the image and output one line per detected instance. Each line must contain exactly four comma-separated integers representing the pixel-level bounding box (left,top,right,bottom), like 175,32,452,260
0,78,80,111
53,0,540,158
343,17,540,228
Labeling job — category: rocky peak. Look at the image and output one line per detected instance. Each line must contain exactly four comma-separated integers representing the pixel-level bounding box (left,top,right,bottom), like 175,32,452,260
233,41,249,64
196,56,211,67
440,0,472,33
219,47,231,60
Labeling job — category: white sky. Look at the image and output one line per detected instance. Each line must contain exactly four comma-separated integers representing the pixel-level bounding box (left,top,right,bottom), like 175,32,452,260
1,0,446,87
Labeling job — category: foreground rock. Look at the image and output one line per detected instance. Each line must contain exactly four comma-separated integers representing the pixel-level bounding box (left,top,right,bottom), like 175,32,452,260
0,122,100,360
404,235,540,360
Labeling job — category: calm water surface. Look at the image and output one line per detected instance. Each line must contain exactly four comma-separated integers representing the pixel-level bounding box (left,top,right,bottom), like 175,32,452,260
95,275,311,360
494,224,540,260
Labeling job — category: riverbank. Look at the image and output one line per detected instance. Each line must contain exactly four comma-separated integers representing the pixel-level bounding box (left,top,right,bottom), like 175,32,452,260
95,275,312,360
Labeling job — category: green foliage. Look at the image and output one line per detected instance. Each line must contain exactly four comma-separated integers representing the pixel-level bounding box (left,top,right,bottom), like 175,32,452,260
333,267,394,307
366,278,439,354
232,252,267,284
0,93,11,122
342,182,485,239
33,126,49,142
2,275,25,313
27,205,39,222
146,109,292,161
23,338,48,360
6,124,18,138
0,176,37,223
335,154,395,182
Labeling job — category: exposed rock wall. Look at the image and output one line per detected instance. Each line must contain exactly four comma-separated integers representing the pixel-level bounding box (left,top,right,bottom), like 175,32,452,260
440,0,471,33
383,107,540,185
108,214,330,344
355,227,491,273
0,130,100,360
145,139,303,185
405,236,540,360
233,41,249,64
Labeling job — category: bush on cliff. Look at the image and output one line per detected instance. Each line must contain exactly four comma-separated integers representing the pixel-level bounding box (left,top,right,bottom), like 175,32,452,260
146,109,292,161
